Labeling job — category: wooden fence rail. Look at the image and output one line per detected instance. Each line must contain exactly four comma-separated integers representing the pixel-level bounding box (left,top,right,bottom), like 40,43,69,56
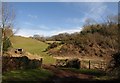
79,60,107,70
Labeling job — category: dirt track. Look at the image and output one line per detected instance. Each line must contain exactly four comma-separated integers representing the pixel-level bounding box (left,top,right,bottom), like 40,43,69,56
42,64,116,83
43,64,93,79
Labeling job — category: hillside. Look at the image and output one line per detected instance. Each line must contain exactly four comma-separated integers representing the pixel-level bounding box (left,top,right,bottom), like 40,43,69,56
47,23,118,62
10,36,55,64
10,36,48,55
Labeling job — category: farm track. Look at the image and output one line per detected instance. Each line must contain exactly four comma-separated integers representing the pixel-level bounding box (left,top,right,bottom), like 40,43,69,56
42,64,118,83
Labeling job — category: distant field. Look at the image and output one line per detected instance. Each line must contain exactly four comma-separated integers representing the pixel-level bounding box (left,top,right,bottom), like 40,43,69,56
10,36,55,64
45,41,61,44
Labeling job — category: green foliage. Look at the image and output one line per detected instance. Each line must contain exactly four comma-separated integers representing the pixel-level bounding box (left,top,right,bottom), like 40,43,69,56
0,28,13,52
3,37,12,51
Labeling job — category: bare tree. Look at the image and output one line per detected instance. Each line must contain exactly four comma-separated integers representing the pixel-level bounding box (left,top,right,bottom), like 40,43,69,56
0,3,15,56
84,18,97,27
106,15,118,25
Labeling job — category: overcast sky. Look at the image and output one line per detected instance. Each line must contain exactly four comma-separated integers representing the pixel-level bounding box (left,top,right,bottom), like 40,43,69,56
8,2,118,37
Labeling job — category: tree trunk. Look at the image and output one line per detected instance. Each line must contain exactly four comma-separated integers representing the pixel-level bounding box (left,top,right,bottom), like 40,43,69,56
0,27,5,56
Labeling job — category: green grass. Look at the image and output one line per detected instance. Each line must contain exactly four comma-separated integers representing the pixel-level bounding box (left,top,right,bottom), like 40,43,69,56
61,68,106,77
10,36,48,55
60,68,117,80
61,68,117,80
45,41,61,44
10,36,55,64
2,68,53,82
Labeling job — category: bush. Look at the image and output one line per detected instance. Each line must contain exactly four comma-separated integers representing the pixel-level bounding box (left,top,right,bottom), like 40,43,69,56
107,52,120,78
112,52,120,67
66,58,80,69
45,42,59,51
3,37,12,51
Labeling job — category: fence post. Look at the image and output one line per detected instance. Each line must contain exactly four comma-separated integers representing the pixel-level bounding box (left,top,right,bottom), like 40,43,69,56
40,58,43,68
79,60,81,69
89,60,90,69
101,61,102,69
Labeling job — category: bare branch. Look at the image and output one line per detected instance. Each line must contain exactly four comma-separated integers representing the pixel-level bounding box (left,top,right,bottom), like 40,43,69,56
0,2,16,56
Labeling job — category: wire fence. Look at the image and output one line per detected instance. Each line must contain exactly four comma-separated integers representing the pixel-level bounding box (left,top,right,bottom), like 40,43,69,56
55,58,107,70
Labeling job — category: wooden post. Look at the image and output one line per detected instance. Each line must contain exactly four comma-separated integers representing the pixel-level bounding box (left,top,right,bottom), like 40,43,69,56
101,61,102,69
89,60,90,69
40,58,43,68
79,60,81,69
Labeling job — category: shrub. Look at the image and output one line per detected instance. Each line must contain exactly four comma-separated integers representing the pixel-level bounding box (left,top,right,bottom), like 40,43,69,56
107,52,120,78
3,37,12,51
66,58,80,69
45,42,59,51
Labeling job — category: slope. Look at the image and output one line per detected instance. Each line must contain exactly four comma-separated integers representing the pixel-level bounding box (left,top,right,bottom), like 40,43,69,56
10,36,55,64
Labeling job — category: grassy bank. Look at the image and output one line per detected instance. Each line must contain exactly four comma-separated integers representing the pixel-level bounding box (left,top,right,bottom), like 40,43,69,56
10,36,55,64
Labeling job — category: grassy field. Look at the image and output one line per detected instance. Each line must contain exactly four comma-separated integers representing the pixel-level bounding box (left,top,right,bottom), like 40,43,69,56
2,68,53,82
10,36,56,64
45,40,61,44
2,36,55,82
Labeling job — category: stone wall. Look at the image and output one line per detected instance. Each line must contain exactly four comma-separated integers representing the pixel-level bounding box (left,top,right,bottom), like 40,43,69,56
56,58,80,69
2,56,42,72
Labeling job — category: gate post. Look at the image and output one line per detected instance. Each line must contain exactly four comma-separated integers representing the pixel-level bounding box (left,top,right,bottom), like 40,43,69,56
89,60,91,69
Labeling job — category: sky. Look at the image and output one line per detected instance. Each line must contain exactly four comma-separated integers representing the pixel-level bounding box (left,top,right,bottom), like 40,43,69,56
2,0,120,2
7,2,118,37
